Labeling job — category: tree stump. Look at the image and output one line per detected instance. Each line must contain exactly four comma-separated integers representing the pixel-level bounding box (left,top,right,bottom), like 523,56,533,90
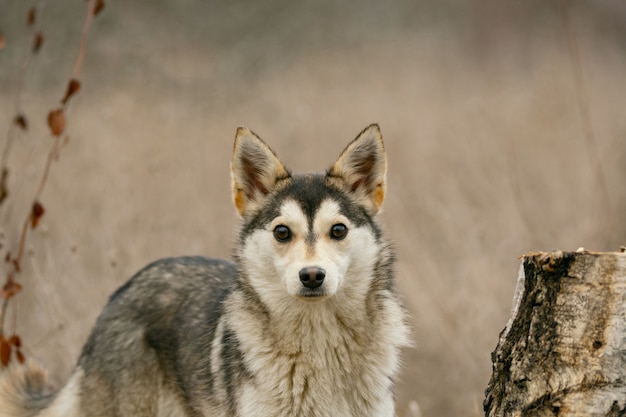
484,250,626,417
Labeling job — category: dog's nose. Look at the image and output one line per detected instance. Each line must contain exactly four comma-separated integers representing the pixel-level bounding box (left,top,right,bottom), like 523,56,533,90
299,267,325,289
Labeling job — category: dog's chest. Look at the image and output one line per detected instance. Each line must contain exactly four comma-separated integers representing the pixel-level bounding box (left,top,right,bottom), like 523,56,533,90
237,331,396,417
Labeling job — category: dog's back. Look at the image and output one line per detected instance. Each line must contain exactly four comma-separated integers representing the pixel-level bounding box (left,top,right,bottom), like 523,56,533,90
75,256,236,416
0,124,410,417
0,257,235,417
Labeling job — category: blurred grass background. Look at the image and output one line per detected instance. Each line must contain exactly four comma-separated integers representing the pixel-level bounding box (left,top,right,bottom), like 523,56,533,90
1,1,625,416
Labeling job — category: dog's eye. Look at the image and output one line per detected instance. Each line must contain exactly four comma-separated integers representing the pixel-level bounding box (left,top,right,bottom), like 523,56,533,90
330,223,348,240
273,225,292,242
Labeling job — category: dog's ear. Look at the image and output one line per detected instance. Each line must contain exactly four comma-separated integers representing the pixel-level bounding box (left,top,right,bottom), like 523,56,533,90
231,127,290,217
328,124,387,215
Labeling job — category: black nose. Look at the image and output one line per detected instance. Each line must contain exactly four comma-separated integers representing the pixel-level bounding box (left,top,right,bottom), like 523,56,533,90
299,267,326,289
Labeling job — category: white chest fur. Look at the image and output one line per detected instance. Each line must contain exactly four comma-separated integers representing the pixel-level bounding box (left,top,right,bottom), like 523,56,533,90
224,294,405,417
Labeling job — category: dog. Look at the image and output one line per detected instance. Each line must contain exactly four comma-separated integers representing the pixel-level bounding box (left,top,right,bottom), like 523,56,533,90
0,124,410,417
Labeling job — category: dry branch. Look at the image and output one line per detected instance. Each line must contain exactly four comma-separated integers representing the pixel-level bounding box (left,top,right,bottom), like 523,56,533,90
0,0,104,365
484,250,626,417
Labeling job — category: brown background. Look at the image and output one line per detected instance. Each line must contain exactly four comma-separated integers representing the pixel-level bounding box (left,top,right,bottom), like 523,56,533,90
1,1,625,416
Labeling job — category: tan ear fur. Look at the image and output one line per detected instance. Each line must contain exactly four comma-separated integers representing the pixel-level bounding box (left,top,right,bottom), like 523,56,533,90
328,124,387,215
231,127,290,217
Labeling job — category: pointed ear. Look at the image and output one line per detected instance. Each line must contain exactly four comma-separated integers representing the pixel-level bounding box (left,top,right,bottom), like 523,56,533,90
328,124,387,215
231,127,290,217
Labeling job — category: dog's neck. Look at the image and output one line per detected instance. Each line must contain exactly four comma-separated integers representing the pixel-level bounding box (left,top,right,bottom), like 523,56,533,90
235,274,374,349
274,297,374,355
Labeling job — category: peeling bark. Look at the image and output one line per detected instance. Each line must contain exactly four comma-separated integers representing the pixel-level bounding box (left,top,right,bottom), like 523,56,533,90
484,251,626,417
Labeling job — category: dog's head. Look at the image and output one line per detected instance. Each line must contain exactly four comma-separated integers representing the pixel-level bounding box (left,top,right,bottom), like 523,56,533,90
231,125,387,305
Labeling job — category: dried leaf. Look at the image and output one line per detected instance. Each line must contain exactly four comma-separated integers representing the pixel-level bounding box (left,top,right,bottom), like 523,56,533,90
14,114,28,131
8,335,21,348
12,259,20,273
31,201,45,229
4,252,10,263
0,281,22,300
0,34,6,50
94,0,106,16
47,109,65,136
0,168,8,205
16,350,25,364
0,336,10,366
61,79,81,105
33,31,44,53
27,7,36,26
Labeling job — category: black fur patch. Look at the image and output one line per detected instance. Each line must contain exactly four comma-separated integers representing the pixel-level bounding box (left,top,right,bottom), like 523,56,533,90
240,174,381,241
221,326,250,416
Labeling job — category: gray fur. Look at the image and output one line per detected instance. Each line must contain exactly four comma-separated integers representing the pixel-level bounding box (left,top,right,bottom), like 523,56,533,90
0,125,410,417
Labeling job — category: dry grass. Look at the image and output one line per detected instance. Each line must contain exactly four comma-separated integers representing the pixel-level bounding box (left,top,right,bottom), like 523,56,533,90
1,1,624,416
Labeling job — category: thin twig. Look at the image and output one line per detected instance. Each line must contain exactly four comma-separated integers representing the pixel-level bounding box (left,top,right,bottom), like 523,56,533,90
34,135,62,200
0,300,9,336
0,1,42,179
15,213,33,267
72,0,97,79
0,0,101,342
1,125,17,171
